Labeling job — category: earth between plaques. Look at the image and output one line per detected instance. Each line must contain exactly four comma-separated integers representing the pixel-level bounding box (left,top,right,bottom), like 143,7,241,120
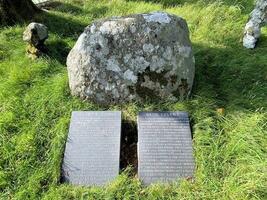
120,120,138,174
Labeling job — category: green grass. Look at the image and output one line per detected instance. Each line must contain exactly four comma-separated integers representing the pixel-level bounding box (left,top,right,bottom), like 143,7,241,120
0,0,267,199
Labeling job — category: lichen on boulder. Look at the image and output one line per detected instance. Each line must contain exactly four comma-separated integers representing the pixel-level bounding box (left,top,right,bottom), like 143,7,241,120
67,11,195,104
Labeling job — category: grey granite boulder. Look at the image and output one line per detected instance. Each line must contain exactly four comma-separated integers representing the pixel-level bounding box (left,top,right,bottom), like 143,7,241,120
67,11,195,104
243,0,267,49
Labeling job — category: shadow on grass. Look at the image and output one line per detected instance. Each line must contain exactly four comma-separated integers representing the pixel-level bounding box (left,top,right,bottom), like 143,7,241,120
191,44,227,105
192,42,267,110
46,40,71,65
53,1,109,18
256,34,267,48
127,0,255,12
50,2,84,15
31,2,108,65
126,0,186,7
86,5,109,19
34,10,86,38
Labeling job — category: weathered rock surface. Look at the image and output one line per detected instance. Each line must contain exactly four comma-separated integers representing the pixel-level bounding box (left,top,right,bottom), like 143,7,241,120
23,22,48,59
243,0,267,49
67,11,195,104
23,22,48,46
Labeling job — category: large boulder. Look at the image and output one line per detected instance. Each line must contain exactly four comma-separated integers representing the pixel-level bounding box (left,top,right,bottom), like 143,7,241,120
67,11,195,104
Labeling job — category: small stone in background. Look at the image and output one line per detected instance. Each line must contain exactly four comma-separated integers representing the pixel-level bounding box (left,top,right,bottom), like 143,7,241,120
23,22,48,59
243,0,267,49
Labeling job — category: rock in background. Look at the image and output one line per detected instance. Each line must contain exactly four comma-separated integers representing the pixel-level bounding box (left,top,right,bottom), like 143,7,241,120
243,0,267,49
67,11,195,104
23,22,48,59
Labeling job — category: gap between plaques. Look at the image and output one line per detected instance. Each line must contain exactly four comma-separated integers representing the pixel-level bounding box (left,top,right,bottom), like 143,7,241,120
120,120,138,174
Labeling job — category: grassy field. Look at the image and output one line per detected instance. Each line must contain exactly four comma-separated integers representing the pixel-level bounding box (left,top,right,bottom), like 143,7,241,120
0,0,267,199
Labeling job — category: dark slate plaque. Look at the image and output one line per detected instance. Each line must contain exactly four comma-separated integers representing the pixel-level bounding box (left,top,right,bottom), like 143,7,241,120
138,112,194,185
62,111,121,186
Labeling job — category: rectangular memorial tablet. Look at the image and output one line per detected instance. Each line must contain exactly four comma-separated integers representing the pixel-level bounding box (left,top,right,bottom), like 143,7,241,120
138,112,194,185
62,111,121,186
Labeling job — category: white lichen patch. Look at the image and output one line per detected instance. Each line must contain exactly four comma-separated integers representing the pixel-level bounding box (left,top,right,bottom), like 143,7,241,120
143,43,154,54
99,21,125,34
143,12,171,24
124,17,136,23
123,69,138,83
88,33,109,56
150,56,165,71
90,24,97,33
130,25,137,33
106,57,121,72
123,54,132,63
128,56,150,71
74,33,89,52
112,88,120,98
163,46,173,60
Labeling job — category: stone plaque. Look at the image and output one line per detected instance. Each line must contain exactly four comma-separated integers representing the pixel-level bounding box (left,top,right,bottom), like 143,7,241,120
62,111,121,186
138,112,194,185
